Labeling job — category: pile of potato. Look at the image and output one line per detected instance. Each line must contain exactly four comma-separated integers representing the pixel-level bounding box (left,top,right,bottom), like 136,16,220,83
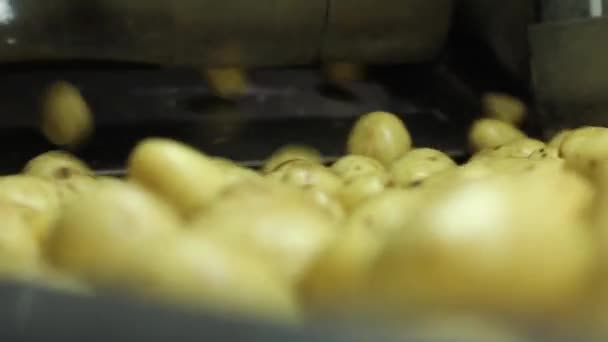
5,105,608,334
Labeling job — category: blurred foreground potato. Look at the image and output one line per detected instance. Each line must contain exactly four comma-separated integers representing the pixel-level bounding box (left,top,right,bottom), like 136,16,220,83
469,118,526,152
189,181,337,285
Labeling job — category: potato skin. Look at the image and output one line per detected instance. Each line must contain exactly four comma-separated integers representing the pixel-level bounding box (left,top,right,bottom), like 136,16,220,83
41,81,93,147
469,119,526,152
24,151,93,180
263,145,322,174
331,155,386,181
266,159,343,195
390,148,456,187
128,138,228,217
348,111,412,166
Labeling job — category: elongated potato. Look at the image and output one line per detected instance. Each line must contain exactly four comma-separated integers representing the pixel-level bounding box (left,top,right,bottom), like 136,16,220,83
47,181,182,287
41,81,94,147
213,157,263,187
128,138,227,217
482,93,526,126
331,155,385,181
390,148,456,187
372,165,594,317
139,233,300,323
24,151,93,180
469,118,526,151
0,176,61,243
263,145,322,174
471,138,546,162
189,182,337,284
548,129,573,150
204,67,249,99
339,173,390,211
266,159,342,195
348,111,412,166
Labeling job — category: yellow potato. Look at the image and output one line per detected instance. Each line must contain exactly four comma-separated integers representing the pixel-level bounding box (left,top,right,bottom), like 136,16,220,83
41,81,94,147
266,159,342,195
24,151,93,180
528,146,560,161
482,92,526,125
347,111,412,166
0,176,61,242
469,118,526,151
372,165,594,317
54,175,100,206
559,126,608,175
331,155,385,181
204,67,249,99
213,157,263,187
0,202,42,280
47,181,182,287
339,173,390,210
263,145,322,174
471,138,546,161
189,182,337,284
300,189,424,311
128,138,228,217
548,129,573,150
139,233,299,323
390,148,456,187
303,188,346,224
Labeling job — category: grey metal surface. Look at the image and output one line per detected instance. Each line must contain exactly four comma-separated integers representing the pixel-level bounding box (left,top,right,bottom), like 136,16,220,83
540,0,608,22
322,0,453,63
0,0,453,67
530,18,608,136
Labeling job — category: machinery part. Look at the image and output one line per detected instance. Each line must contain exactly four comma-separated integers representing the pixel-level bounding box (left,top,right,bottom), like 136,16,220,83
0,0,453,67
530,18,608,136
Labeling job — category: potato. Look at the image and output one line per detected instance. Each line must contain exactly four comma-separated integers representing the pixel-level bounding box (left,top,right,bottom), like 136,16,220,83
324,63,365,84
213,157,263,187
528,146,560,161
24,151,93,180
0,202,42,279
300,189,424,311
0,176,61,242
548,129,573,150
390,148,456,187
331,155,385,181
128,138,228,217
139,233,299,323
54,175,100,206
372,165,594,317
263,145,322,174
482,93,526,126
559,127,608,175
472,138,546,161
189,182,337,284
266,159,342,195
204,67,249,99
304,189,346,224
47,181,182,287
41,81,93,147
299,221,383,312
348,111,412,166
469,119,526,151
339,173,390,210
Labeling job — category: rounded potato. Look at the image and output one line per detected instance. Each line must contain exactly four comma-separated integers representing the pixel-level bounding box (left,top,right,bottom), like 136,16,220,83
339,173,390,211
548,129,573,150
347,111,412,166
482,92,526,125
0,202,42,280
24,151,93,180
263,145,322,174
266,159,342,195
372,167,594,317
41,81,94,147
559,126,608,175
390,148,456,187
48,181,182,287
473,138,546,161
189,182,337,284
331,155,385,181
204,67,249,99
0,176,61,242
304,189,346,224
469,118,526,151
213,158,263,187
128,138,228,217
139,233,299,323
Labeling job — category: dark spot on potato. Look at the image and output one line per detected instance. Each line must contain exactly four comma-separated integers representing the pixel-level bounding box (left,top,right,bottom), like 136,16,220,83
428,156,438,161
54,167,73,179
409,180,424,188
